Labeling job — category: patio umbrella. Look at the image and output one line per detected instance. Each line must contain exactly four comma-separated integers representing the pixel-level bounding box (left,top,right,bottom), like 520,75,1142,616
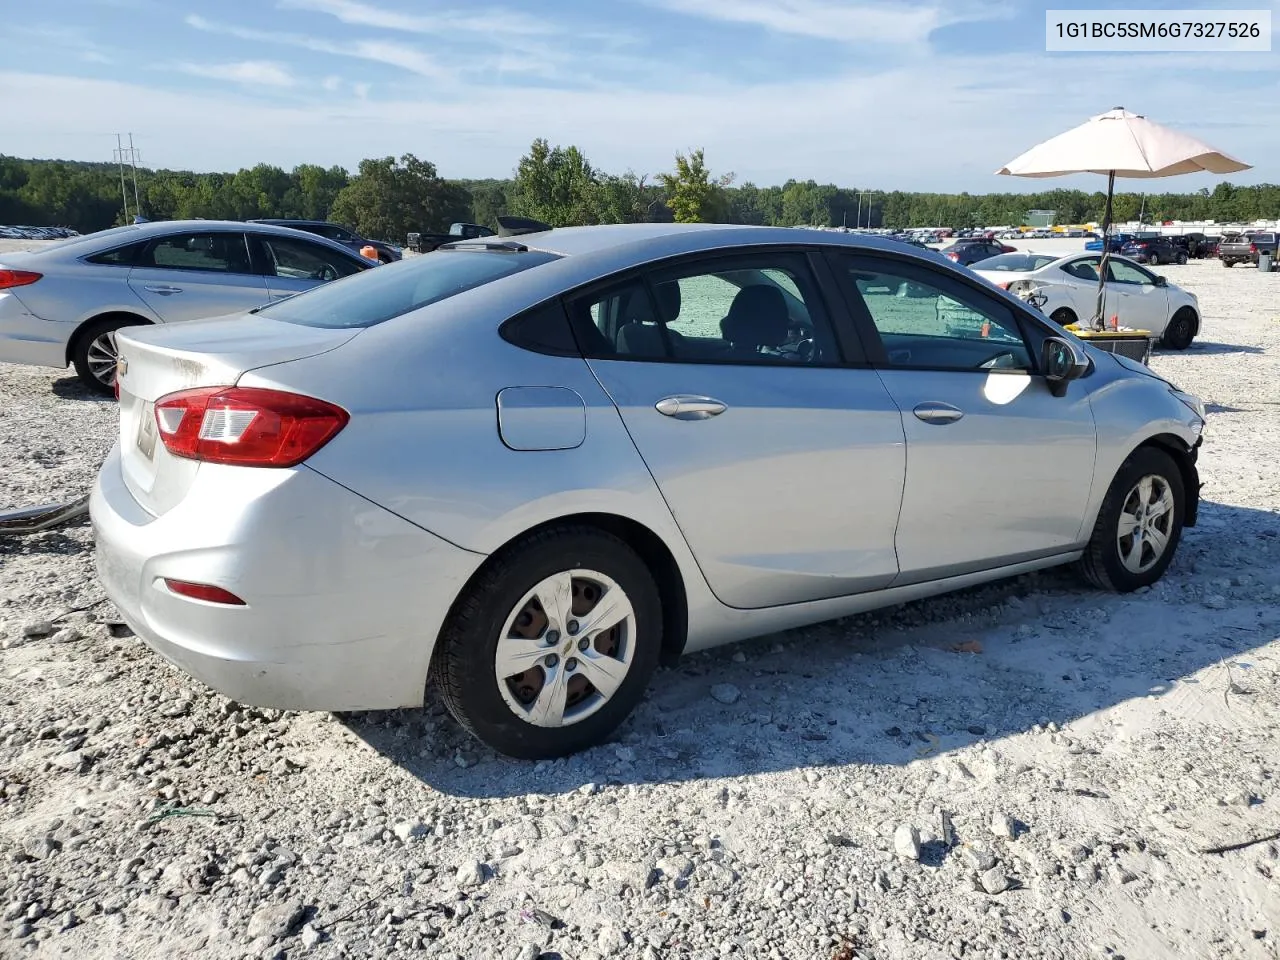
996,107,1250,330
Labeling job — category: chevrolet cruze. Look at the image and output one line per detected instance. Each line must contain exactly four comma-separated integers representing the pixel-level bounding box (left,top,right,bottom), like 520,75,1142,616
91,224,1206,758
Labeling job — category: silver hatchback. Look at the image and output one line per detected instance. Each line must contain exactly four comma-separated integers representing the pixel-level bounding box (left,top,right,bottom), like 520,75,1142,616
91,224,1206,758
0,220,371,393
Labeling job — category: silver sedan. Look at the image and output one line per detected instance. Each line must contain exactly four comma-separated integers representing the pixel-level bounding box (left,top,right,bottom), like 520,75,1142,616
0,220,371,393
91,224,1206,758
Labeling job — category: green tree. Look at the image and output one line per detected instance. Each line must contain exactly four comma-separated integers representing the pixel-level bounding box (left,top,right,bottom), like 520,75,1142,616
329,153,467,241
658,149,734,223
510,139,603,226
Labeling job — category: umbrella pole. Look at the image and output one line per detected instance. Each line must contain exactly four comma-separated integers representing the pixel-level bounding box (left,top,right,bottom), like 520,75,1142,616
1093,169,1115,332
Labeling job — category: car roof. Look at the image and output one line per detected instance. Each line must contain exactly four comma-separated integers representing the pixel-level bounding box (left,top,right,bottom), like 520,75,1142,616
17,219,365,262
459,222,956,262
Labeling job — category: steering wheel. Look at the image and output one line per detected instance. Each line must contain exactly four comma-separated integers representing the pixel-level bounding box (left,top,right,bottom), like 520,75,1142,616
317,265,338,282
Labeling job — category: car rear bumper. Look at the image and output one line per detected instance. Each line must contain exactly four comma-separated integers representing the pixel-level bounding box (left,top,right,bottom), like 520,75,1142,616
91,445,487,711
0,292,73,368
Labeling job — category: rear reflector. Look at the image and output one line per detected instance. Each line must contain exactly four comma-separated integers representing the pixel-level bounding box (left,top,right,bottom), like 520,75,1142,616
0,270,41,290
163,579,246,605
154,386,349,467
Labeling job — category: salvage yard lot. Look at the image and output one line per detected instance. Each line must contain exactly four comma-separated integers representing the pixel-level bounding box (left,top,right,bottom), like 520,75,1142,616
1,259,1278,960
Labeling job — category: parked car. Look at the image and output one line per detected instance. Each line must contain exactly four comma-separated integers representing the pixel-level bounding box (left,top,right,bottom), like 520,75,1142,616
407,222,497,253
1084,232,1132,253
0,220,372,393
972,251,1200,349
940,237,1016,266
92,223,1206,758
248,219,402,263
1120,236,1186,266
1219,231,1278,267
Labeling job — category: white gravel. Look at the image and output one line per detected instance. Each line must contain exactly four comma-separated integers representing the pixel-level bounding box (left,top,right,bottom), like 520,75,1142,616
1,257,1278,960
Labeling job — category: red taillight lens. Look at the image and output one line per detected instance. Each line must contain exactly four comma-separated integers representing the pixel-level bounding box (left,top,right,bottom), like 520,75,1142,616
163,579,246,605
153,386,349,467
1250,243,1258,253
946,253,959,261
0,270,42,290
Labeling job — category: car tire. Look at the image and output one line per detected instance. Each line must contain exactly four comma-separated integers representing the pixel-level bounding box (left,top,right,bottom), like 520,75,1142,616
1078,446,1186,593
1223,259,1234,268
1176,252,1188,265
1050,307,1077,327
432,525,663,759
1161,308,1197,350
71,316,147,395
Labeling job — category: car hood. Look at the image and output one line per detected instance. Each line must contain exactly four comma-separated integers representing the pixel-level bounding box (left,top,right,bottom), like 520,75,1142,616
1109,350,1173,386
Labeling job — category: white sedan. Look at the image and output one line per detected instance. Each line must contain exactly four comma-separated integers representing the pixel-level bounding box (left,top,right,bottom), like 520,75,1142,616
971,252,1200,349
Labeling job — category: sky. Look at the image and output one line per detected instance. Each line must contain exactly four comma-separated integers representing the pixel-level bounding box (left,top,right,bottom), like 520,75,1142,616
2,0,1278,192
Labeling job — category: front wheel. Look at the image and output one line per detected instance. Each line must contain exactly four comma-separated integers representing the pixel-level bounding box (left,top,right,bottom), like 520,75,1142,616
1078,447,1185,592
1161,309,1196,350
432,527,663,759
1176,252,1188,265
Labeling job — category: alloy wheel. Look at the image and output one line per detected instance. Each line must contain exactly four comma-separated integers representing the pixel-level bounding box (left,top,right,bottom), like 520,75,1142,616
1116,475,1176,574
494,569,636,728
86,331,120,387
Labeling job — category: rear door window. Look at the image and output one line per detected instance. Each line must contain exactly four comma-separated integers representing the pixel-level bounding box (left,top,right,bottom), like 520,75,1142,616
139,233,253,274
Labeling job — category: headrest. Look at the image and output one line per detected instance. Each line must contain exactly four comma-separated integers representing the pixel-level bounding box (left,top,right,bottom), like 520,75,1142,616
720,284,789,349
653,281,681,323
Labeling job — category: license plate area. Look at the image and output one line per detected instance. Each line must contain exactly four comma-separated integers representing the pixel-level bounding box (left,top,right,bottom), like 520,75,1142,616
136,402,158,461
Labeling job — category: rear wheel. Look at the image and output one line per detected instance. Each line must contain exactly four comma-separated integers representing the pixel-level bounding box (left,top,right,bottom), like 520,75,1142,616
1078,447,1185,592
1161,308,1196,350
71,316,146,395
1176,252,1188,265
1223,259,1235,268
432,526,663,759
1050,307,1077,328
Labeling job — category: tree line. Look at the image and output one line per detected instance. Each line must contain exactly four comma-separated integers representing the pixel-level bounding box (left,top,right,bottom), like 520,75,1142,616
3,144,1278,241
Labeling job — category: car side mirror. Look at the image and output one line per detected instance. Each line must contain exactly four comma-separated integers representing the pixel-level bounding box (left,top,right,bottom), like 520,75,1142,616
1153,275,1167,287
1042,336,1089,397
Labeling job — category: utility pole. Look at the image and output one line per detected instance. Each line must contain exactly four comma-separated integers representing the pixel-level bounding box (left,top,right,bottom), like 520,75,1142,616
855,192,863,231
113,134,130,223
127,133,142,218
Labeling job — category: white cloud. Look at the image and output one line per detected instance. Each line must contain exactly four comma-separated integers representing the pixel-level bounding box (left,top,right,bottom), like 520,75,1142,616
178,60,297,88
185,14,448,79
642,0,1011,45
321,75,343,92
2,58,1272,193
275,0,553,38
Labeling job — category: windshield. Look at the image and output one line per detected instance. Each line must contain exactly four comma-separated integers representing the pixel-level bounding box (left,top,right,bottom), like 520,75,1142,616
258,249,560,328
973,253,1057,272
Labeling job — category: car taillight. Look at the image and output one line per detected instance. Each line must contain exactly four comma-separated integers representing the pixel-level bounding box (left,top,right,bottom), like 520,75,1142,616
946,252,959,261
997,281,1012,289
153,386,349,467
0,269,41,290
1250,243,1258,253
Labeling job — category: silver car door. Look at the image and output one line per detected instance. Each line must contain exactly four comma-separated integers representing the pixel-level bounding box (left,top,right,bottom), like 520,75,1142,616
832,253,1097,582
1106,258,1170,333
249,233,366,301
572,252,906,610
127,231,266,323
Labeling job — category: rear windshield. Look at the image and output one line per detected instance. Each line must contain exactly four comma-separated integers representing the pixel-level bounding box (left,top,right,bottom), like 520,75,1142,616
258,249,560,328
972,253,1058,272
27,224,143,255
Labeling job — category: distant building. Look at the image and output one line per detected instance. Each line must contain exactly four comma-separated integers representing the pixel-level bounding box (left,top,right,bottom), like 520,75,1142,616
1024,209,1056,227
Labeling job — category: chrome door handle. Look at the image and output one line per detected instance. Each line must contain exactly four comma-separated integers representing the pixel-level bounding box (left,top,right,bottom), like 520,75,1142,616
913,402,964,424
143,285,183,295
655,395,728,420
269,293,294,300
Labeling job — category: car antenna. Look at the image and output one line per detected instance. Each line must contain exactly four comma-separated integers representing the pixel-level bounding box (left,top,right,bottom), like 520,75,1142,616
496,215,552,237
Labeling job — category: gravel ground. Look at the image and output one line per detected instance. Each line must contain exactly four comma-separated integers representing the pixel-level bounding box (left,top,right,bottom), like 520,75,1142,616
1,257,1278,960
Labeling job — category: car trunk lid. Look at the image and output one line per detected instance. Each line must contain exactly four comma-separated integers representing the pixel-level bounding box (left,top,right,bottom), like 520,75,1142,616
115,314,360,517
